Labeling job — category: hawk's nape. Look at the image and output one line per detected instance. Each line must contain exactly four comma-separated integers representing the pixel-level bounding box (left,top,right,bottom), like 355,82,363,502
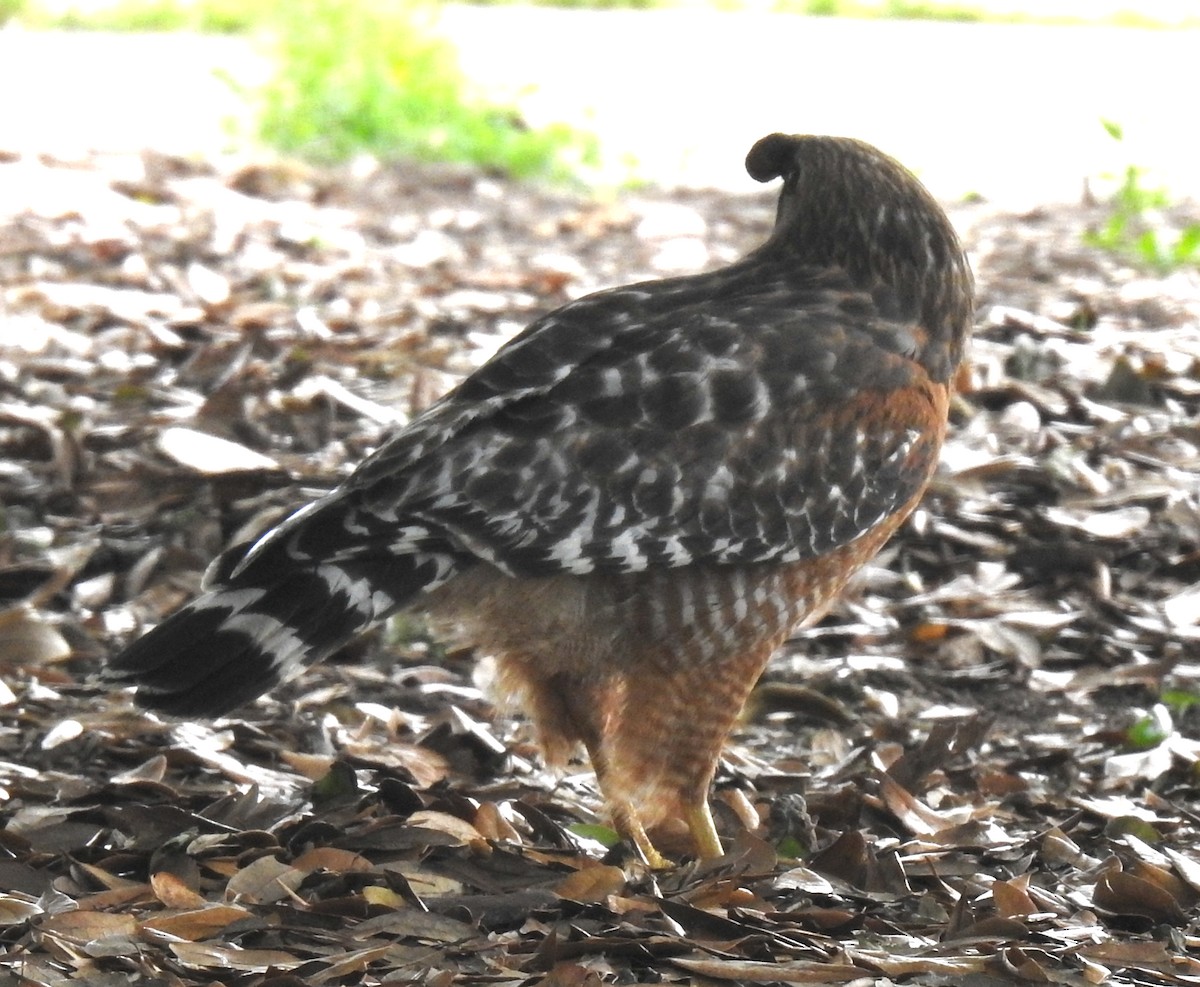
108,134,974,867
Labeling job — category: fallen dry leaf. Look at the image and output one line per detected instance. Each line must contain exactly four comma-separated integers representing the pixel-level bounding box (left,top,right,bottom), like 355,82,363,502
150,870,207,909
140,904,254,941
2,146,1199,986
158,426,282,474
554,864,627,903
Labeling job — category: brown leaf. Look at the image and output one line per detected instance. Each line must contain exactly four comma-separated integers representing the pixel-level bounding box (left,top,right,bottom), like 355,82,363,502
534,963,604,987
304,944,394,985
876,773,974,837
1126,857,1197,909
76,884,154,911
995,945,1053,982
950,915,1030,941
806,830,907,894
474,801,522,844
224,854,306,904
1078,938,1182,970
0,608,72,664
291,846,372,874
0,894,42,926
278,750,336,780
361,886,406,909
670,956,864,983
1093,871,1187,925
773,866,834,895
846,949,990,978
150,870,207,909
1163,846,1200,894
406,810,487,850
38,910,139,942
991,874,1037,918
169,941,303,972
554,865,627,903
141,904,254,941
349,909,478,943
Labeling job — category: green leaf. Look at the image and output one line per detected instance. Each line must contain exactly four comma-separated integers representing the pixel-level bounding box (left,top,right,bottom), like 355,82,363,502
1172,226,1200,265
1161,688,1200,715
1126,713,1169,751
1135,229,1163,269
1104,816,1162,843
568,823,622,848
311,760,360,804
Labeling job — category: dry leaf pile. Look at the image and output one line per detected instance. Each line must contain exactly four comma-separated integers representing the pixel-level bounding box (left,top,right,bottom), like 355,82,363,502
1,149,1200,985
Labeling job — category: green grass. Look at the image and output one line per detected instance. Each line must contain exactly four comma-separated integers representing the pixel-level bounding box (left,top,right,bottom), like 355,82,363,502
797,0,984,19
1084,120,1200,273
879,0,982,19
470,0,658,7
13,0,1199,28
784,0,1195,26
13,0,599,181
0,0,26,24
11,0,1195,187
19,0,259,31
250,0,598,180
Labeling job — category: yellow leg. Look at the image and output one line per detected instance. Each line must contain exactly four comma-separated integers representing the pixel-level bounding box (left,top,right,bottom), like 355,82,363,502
684,799,724,860
612,800,673,869
612,796,724,866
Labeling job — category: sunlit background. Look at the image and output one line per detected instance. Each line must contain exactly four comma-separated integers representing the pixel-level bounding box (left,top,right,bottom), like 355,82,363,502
1,0,1198,204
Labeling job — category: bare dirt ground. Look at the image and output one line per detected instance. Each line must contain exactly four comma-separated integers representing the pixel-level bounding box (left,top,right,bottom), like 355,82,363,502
1,141,1200,983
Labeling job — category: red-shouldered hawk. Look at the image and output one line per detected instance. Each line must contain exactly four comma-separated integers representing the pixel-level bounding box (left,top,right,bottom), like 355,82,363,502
108,134,974,867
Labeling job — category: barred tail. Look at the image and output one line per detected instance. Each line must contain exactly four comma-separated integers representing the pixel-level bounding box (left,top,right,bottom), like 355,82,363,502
106,551,461,717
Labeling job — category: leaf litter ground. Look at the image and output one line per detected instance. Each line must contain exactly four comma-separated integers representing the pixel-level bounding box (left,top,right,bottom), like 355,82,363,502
1,149,1200,985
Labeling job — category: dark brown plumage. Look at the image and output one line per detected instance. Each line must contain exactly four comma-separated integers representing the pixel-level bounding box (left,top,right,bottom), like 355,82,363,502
108,134,974,866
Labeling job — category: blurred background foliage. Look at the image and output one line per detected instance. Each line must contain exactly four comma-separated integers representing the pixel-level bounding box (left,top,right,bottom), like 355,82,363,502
1,0,1197,267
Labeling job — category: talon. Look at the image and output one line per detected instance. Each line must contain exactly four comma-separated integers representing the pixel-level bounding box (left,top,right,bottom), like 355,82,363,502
614,801,674,869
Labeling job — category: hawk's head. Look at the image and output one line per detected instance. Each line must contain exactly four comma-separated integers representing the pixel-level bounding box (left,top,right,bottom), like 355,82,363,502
746,133,974,381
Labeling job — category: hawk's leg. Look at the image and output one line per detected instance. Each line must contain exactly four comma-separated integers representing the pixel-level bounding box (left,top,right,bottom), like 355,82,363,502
599,653,773,862
508,666,678,867
531,644,777,865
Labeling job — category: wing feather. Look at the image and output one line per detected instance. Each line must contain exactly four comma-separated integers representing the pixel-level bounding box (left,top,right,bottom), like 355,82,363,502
241,259,942,583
